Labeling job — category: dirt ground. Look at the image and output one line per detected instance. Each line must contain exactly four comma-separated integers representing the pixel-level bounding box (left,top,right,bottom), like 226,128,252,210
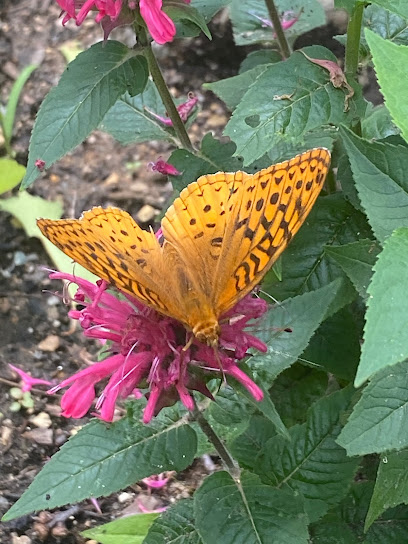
0,2,379,543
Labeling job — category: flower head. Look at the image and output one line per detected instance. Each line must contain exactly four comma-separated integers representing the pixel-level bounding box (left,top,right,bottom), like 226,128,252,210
148,92,198,126
47,270,267,424
149,158,181,176
55,0,191,42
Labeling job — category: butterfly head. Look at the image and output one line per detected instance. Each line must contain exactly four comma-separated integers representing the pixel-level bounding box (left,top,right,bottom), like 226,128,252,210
193,319,221,347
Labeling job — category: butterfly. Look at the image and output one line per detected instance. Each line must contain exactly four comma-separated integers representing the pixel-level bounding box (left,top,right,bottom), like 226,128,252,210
37,148,330,347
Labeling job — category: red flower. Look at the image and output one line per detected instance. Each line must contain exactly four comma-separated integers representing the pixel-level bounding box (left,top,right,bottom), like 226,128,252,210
149,158,181,176
55,0,191,43
46,271,267,423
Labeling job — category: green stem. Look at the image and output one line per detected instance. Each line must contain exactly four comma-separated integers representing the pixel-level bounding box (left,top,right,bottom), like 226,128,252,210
263,0,291,59
192,400,240,478
142,42,193,151
345,2,365,77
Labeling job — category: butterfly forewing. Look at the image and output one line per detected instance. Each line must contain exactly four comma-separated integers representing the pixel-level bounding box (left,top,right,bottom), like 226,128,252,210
214,148,330,314
37,207,185,320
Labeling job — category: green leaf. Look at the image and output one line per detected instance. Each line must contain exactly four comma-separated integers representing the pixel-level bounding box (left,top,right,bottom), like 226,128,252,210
224,47,363,164
270,365,328,426
337,360,408,455
334,0,358,14
229,0,325,46
230,415,277,470
82,513,158,544
370,0,408,19
173,0,230,38
204,64,269,111
268,193,371,303
144,499,202,544
1,64,37,144
366,450,408,530
0,158,26,194
255,387,359,522
239,50,282,74
365,507,408,543
21,41,148,189
303,306,362,381
249,280,341,384
365,29,408,144
355,228,408,385
364,5,408,47
100,81,175,145
309,516,359,543
169,133,244,193
0,191,96,284
340,125,408,243
165,3,211,39
195,471,309,544
2,410,197,520
362,104,400,140
324,239,381,300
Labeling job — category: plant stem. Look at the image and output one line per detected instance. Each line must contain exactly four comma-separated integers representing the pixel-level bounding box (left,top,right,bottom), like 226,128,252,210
142,43,193,152
345,1,364,77
192,400,240,478
263,0,291,59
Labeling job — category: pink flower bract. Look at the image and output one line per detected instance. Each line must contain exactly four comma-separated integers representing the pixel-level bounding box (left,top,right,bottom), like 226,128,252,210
47,271,268,424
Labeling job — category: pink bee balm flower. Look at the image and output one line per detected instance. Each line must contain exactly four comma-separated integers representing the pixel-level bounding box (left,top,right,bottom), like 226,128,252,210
140,0,190,44
149,92,198,126
46,271,267,424
149,158,181,176
55,0,191,43
9,364,52,393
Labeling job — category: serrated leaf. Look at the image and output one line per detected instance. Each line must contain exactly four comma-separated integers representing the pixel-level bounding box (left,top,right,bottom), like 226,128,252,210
230,415,277,470
270,365,328,426
303,306,362,381
364,506,408,543
365,450,408,530
338,360,408,455
21,42,148,188
173,0,230,38
3,411,197,520
144,499,202,544
340,125,408,243
195,471,309,544
100,81,175,145
229,0,325,46
205,64,269,111
364,5,408,46
370,0,408,19
165,3,211,39
249,280,341,384
354,228,408,385
224,48,363,164
0,158,26,194
362,104,400,140
268,193,371,305
365,29,408,144
239,50,282,74
324,239,381,300
309,516,359,543
255,387,359,522
82,513,158,544
169,133,244,193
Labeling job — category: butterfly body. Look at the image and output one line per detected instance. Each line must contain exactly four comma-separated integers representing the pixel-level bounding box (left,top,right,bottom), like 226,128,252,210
37,148,331,346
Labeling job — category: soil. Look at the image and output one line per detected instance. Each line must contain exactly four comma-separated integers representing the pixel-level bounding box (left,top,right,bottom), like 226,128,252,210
0,2,381,543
